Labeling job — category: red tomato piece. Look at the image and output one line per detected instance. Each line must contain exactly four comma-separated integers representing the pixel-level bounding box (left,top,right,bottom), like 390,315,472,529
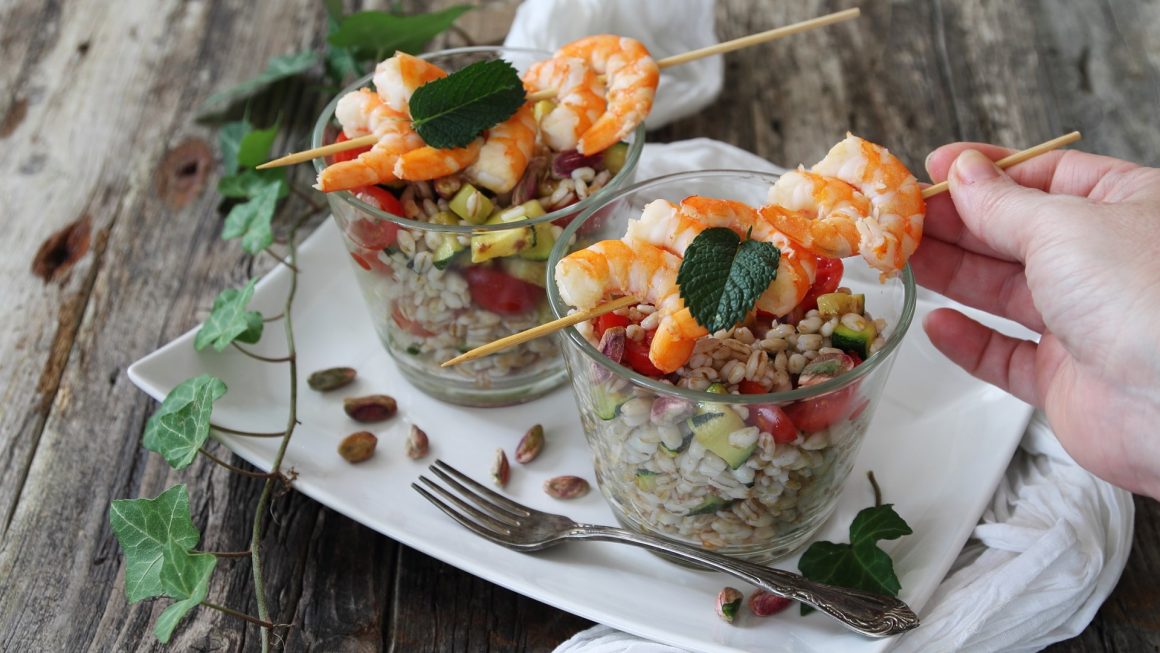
622,336,665,377
355,186,405,218
797,257,844,313
346,188,403,250
463,266,544,315
784,387,857,434
750,404,799,444
737,379,769,395
332,131,372,163
391,303,435,337
594,312,631,337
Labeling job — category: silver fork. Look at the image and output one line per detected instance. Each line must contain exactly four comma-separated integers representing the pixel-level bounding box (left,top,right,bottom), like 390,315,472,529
413,459,920,638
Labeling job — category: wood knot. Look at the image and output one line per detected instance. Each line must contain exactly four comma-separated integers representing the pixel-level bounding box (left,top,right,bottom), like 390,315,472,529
156,137,212,208
1,98,28,138
32,214,92,283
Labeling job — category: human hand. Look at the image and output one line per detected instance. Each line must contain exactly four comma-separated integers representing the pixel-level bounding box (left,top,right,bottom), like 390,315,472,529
910,143,1160,499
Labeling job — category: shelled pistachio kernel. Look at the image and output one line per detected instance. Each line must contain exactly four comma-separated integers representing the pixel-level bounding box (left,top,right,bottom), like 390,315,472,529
491,449,510,488
307,366,357,392
338,431,377,463
715,587,744,624
343,394,397,422
515,424,544,464
405,425,429,460
748,589,791,617
543,475,589,499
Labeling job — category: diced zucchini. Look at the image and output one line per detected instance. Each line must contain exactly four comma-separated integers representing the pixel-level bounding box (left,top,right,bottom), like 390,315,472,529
592,385,629,420
470,226,532,262
533,100,557,123
500,258,547,288
519,223,556,261
449,184,494,225
706,382,729,395
831,315,878,359
634,469,658,492
602,141,630,176
659,433,692,456
430,211,465,269
687,495,733,516
688,411,755,469
816,292,865,318
490,199,547,224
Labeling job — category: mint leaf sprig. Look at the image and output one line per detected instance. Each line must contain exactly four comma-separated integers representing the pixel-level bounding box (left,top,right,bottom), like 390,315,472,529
409,59,526,149
677,227,780,333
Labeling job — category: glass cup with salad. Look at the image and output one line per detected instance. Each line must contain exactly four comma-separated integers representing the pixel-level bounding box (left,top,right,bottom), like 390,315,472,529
313,46,645,407
547,171,917,562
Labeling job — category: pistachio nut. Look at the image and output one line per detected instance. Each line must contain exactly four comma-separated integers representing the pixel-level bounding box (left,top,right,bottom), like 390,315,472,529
343,394,397,422
715,587,743,624
307,366,357,392
543,475,589,500
338,431,377,463
405,425,429,460
491,448,510,488
748,589,791,617
515,424,545,464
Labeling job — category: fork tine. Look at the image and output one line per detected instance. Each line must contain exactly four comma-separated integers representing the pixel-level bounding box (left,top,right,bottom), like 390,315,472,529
432,459,532,517
411,482,514,548
417,476,516,533
427,467,524,526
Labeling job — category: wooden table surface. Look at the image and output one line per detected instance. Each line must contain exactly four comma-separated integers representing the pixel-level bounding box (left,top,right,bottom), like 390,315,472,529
2,0,1159,650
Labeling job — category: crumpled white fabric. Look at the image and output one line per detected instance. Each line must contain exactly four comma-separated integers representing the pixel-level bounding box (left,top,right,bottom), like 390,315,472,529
503,0,722,129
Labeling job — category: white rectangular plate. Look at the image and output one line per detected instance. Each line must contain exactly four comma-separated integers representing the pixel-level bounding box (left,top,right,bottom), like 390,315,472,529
129,219,1034,652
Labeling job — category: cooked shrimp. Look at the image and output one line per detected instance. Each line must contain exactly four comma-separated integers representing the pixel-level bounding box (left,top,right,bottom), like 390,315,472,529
763,169,870,258
555,35,659,155
374,52,447,112
464,103,537,194
394,139,483,182
810,134,925,276
317,88,424,192
627,197,817,317
522,57,607,152
555,239,705,372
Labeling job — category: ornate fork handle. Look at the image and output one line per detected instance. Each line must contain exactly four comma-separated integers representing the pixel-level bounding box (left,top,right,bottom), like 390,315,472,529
572,524,919,637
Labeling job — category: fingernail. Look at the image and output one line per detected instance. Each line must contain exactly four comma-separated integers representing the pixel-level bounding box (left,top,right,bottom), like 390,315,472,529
924,150,935,175
951,149,1000,184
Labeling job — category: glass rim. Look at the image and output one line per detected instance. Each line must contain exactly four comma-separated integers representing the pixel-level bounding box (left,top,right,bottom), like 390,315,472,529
310,45,646,234
545,169,919,404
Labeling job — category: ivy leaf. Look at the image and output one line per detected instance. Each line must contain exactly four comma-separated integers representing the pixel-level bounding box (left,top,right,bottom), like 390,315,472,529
197,51,318,120
327,6,471,58
195,280,264,352
797,504,912,615
409,59,525,149
222,180,281,254
154,542,217,643
218,121,248,175
676,228,780,333
108,485,201,602
142,375,228,469
323,0,362,84
217,169,288,200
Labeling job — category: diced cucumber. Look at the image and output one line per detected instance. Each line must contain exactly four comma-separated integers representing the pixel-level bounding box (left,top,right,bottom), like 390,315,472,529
470,226,532,263
831,315,878,359
816,292,865,318
634,469,658,492
602,141,630,176
592,385,629,420
500,258,547,288
687,495,733,516
449,183,493,225
688,411,755,469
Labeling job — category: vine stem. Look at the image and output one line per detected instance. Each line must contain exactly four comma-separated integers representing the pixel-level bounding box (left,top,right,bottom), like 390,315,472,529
263,247,300,273
232,342,292,363
202,601,276,629
868,470,882,507
199,447,279,479
263,312,285,323
249,210,314,652
200,549,252,558
211,424,286,438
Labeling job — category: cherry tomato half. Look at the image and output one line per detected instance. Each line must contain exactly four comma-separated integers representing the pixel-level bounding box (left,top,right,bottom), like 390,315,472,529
594,312,631,338
332,131,372,163
783,387,857,434
622,335,665,377
739,381,800,444
797,257,844,313
391,302,435,337
347,187,403,250
463,266,544,315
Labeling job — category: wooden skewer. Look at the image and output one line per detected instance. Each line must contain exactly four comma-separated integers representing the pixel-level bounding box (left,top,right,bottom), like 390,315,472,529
441,295,639,367
259,8,862,170
921,131,1082,199
445,131,1085,366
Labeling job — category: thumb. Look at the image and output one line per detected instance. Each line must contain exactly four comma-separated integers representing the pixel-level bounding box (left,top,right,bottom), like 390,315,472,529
947,149,1057,262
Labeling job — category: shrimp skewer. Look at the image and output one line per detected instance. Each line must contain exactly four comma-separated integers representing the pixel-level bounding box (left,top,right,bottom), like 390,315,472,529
628,197,818,317
464,103,538,194
316,89,424,192
523,58,608,153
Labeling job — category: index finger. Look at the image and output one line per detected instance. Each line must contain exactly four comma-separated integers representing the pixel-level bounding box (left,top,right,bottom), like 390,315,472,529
925,142,1133,199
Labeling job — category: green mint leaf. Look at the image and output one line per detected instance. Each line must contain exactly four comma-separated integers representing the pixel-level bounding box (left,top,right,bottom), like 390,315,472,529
327,6,471,58
142,375,228,469
154,542,217,643
222,181,280,253
218,169,288,200
108,485,201,602
797,504,912,616
195,280,264,352
197,51,318,121
676,228,780,333
409,59,526,149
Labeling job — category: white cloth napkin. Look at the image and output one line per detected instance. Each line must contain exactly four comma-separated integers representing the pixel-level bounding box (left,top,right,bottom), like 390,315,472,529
505,3,1136,650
